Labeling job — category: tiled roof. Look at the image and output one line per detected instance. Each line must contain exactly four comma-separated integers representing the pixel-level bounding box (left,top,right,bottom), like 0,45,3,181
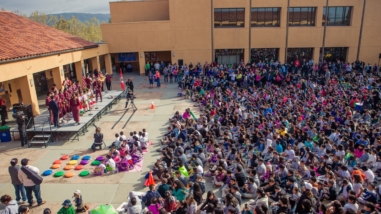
0,11,98,62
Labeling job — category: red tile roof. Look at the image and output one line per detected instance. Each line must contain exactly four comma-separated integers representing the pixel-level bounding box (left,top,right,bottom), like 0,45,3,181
0,11,98,62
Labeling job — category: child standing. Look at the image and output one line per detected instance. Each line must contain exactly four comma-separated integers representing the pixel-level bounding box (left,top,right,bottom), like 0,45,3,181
73,190,87,213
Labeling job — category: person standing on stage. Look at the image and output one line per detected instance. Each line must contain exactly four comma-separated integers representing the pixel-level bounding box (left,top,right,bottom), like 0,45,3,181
62,77,72,89
85,75,92,89
48,96,60,128
64,88,71,113
70,93,80,125
95,78,102,102
106,73,112,91
51,84,58,94
45,92,53,125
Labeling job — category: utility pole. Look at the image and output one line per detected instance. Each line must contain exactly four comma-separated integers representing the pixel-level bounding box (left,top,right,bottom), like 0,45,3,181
357,0,367,60
285,0,290,63
321,0,329,63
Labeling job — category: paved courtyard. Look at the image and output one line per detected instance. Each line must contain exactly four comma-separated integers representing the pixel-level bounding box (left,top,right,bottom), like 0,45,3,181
0,74,208,213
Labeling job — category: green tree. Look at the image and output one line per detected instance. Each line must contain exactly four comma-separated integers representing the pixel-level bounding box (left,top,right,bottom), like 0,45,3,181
8,10,103,42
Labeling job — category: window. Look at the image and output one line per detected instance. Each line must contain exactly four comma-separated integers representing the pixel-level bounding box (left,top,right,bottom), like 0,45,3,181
215,49,244,64
288,7,316,26
251,48,279,63
251,8,280,27
323,7,352,26
287,48,314,64
214,8,245,28
320,47,347,62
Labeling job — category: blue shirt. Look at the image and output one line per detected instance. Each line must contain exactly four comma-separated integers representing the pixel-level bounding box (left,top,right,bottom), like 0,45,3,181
276,144,283,153
304,141,313,150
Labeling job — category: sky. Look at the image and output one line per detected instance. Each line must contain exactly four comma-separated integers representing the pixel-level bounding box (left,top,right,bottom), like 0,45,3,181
1,0,111,15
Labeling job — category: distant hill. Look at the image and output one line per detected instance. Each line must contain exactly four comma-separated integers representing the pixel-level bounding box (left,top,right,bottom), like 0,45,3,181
48,13,110,23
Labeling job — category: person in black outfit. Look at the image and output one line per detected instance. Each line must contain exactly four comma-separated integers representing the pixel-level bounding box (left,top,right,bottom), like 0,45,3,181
276,196,290,214
16,114,27,147
94,69,99,77
323,179,337,200
200,191,218,212
125,79,134,92
0,104,7,126
48,96,60,127
234,166,246,188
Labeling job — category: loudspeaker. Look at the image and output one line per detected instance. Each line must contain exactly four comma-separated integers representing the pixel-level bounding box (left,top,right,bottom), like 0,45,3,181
379,53,381,59
178,59,184,67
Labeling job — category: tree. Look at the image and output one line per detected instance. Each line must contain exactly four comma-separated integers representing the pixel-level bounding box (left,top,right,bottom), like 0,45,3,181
5,10,103,42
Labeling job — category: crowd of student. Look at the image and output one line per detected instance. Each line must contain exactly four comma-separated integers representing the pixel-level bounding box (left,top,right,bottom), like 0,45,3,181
3,58,381,214
124,58,381,214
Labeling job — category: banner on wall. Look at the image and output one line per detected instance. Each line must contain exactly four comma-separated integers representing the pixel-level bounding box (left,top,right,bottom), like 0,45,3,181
118,53,137,62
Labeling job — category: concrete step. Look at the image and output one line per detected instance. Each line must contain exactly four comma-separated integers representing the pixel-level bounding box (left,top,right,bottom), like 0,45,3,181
33,134,51,139
29,140,47,144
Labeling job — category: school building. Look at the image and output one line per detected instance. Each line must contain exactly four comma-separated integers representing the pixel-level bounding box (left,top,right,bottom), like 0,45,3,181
101,0,381,74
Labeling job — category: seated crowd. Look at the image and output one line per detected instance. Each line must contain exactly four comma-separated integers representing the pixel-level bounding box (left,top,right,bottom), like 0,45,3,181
125,59,381,214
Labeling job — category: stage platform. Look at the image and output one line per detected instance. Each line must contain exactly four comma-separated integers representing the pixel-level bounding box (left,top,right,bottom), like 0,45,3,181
11,90,124,147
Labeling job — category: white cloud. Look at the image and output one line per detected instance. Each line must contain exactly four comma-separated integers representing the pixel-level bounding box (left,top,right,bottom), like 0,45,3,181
1,0,110,14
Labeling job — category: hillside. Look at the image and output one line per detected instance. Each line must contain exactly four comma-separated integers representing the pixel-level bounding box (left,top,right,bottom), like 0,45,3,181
48,13,110,23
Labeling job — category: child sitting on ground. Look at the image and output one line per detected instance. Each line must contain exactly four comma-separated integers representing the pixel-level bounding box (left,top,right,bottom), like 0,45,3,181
105,155,117,173
94,163,106,176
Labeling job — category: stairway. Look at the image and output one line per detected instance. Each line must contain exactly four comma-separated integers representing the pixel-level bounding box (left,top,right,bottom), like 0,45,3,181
29,134,51,148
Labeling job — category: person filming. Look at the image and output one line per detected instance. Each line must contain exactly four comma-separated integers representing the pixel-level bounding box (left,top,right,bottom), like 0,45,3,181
125,89,135,109
16,114,27,148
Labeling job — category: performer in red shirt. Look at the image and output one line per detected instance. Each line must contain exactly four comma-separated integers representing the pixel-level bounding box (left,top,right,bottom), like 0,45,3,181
85,75,92,89
70,93,80,125
62,77,72,89
51,84,58,94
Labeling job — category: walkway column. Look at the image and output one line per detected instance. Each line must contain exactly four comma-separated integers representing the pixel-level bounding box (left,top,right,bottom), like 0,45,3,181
19,75,40,116
75,61,84,83
52,65,64,90
313,48,320,65
139,51,146,75
104,54,113,75
279,47,286,64
89,56,99,72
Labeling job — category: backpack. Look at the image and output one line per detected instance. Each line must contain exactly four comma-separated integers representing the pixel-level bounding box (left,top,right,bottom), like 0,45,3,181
21,166,43,185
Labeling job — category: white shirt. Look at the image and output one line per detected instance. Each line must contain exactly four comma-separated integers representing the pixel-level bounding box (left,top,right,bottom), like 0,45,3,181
342,183,353,198
364,169,375,183
143,132,149,141
18,165,40,187
196,165,204,174
121,135,127,141
106,158,116,169
367,154,376,164
343,203,359,212
285,149,295,160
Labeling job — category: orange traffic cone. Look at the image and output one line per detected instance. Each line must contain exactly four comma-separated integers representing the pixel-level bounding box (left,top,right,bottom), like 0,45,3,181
151,102,155,109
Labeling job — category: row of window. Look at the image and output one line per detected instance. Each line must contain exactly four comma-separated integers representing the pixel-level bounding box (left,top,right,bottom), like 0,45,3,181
214,48,348,64
214,6,352,28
